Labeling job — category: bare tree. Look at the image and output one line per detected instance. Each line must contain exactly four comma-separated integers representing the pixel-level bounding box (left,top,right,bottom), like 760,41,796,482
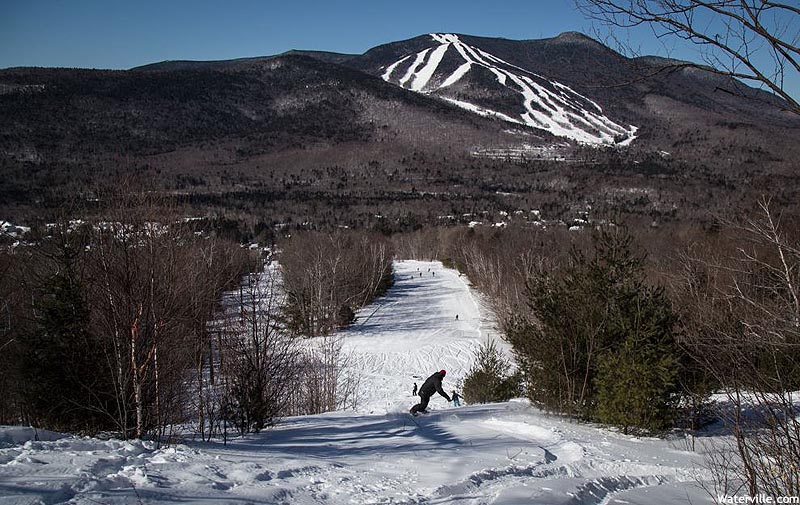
576,0,800,114
88,198,198,439
81,187,251,440
281,231,393,337
0,247,25,424
291,333,361,415
678,198,800,497
220,262,300,434
182,237,251,441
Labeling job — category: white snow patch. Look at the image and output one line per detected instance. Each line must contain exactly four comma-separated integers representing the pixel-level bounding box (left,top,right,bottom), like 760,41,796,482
439,61,472,88
381,54,412,81
410,42,449,91
399,48,431,86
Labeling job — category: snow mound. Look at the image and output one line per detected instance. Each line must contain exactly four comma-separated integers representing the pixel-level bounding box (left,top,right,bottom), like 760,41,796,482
0,426,68,448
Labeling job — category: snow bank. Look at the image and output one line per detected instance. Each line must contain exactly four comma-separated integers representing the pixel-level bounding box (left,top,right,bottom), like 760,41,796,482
0,426,67,447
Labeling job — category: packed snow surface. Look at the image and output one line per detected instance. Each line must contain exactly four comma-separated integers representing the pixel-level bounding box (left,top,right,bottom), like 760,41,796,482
381,34,638,145
0,260,713,504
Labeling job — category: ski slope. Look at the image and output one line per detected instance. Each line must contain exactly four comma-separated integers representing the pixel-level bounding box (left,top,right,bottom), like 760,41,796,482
341,259,502,415
0,260,714,504
380,34,638,145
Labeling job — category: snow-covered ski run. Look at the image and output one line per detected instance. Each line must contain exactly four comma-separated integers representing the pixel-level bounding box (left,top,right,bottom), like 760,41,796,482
0,260,712,504
380,34,638,145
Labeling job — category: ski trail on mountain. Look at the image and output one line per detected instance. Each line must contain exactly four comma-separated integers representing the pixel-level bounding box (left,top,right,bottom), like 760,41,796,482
341,259,503,415
380,33,638,144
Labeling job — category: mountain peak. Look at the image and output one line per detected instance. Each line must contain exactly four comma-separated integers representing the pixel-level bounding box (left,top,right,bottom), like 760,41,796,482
552,31,602,45
376,31,637,144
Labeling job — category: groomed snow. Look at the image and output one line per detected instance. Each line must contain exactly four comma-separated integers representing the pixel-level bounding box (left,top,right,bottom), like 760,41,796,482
0,260,713,504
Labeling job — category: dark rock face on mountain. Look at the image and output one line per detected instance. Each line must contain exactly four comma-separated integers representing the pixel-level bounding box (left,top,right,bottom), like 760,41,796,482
1,32,798,231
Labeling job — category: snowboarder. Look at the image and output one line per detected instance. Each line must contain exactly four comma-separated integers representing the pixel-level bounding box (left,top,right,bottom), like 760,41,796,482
410,370,451,415
412,382,417,396
452,391,461,407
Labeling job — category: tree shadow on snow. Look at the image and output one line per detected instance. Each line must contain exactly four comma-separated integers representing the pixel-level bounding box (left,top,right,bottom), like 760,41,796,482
217,412,465,459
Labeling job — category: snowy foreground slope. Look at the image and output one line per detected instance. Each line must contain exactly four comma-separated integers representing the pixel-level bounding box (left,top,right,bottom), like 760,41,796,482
0,260,713,505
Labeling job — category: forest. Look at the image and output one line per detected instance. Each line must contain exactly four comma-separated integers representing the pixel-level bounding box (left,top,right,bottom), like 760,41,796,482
1,190,798,495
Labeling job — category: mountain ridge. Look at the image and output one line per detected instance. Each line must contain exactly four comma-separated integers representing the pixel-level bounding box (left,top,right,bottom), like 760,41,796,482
1,30,798,228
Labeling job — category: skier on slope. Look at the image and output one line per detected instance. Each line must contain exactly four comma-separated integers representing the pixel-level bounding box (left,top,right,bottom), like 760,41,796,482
410,370,451,415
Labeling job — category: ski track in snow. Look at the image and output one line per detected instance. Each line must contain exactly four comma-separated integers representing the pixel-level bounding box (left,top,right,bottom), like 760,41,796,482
381,34,638,145
0,260,713,504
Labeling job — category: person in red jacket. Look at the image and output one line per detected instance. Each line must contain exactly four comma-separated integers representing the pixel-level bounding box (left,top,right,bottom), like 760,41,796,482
410,370,451,415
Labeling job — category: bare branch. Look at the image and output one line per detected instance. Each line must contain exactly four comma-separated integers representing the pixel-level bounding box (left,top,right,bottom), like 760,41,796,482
576,0,800,114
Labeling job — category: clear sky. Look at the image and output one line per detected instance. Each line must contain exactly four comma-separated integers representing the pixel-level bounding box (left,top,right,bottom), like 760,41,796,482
0,1,594,68
1,0,797,99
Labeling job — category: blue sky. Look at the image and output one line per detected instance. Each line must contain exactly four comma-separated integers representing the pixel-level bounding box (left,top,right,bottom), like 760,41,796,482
1,1,594,68
1,0,797,99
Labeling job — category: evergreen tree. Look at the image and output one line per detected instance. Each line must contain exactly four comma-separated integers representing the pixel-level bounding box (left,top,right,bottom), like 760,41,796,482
509,228,684,432
595,286,680,434
463,339,520,404
23,236,112,433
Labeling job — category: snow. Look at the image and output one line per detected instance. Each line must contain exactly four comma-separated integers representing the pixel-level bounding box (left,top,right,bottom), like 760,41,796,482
399,48,431,87
380,33,638,145
0,221,30,237
439,61,471,88
442,96,523,124
340,260,503,416
410,43,449,91
0,260,715,504
381,54,411,81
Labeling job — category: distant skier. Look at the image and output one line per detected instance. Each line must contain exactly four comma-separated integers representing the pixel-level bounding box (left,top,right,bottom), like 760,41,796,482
452,391,461,407
412,382,417,396
455,314,459,321
410,370,451,415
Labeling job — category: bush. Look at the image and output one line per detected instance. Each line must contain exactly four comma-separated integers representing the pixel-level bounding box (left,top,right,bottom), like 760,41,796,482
463,339,520,404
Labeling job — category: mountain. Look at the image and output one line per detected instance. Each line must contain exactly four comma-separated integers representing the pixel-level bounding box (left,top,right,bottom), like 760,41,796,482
352,33,638,144
1,32,798,230
133,50,357,72
347,32,797,147
0,53,499,157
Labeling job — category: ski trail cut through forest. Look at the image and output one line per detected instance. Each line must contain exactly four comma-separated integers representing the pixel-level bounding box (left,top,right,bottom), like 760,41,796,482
340,259,505,415
0,260,713,505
